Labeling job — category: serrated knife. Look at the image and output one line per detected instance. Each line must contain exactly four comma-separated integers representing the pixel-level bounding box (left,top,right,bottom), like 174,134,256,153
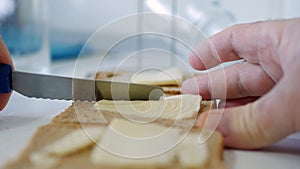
0,63,164,101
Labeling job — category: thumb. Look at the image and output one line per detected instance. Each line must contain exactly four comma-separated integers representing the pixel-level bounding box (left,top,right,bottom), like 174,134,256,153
198,81,299,149
198,104,271,149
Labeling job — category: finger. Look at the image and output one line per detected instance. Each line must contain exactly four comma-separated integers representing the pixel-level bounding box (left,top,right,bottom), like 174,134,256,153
189,21,279,70
0,94,11,111
197,71,300,149
189,25,241,70
219,97,259,108
0,36,13,111
182,62,275,99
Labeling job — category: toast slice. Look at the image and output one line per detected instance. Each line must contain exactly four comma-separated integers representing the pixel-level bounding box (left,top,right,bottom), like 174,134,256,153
95,69,183,95
52,69,215,129
51,97,214,129
4,120,224,169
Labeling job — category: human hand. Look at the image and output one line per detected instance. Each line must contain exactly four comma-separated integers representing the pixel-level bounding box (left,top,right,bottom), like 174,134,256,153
0,37,13,111
182,18,300,149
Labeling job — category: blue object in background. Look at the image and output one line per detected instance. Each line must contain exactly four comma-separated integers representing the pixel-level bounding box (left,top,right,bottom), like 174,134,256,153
50,41,84,61
0,24,43,56
49,31,91,61
0,0,43,56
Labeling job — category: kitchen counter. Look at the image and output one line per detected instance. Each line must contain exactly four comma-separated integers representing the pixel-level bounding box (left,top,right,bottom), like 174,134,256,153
0,55,300,168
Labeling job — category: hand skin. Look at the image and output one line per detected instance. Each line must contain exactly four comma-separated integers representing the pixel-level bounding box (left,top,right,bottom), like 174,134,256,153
0,36,13,111
182,18,300,149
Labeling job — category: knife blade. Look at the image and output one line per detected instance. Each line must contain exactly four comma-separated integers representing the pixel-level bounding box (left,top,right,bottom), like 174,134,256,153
0,63,164,101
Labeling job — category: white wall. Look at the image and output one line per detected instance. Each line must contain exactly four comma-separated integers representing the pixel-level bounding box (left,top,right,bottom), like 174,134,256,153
48,0,300,55
48,0,138,33
49,0,300,34
283,0,300,18
221,0,300,23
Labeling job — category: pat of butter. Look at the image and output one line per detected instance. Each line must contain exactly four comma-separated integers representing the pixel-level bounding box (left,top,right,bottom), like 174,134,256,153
90,119,179,167
30,152,59,169
176,132,209,168
30,126,105,167
42,126,105,156
131,67,183,86
94,95,202,120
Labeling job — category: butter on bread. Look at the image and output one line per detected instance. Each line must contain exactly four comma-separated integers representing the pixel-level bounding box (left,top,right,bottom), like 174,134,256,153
90,118,224,169
90,119,179,167
131,67,183,86
4,95,222,169
94,95,201,120
4,122,224,169
4,96,223,169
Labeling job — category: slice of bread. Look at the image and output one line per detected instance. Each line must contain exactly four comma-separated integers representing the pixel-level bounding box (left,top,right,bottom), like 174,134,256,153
4,120,224,169
95,70,183,95
52,70,215,131
4,95,223,169
95,70,215,108
51,98,214,129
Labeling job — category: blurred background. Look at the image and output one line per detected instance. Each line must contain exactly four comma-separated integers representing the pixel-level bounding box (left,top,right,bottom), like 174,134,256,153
0,0,299,74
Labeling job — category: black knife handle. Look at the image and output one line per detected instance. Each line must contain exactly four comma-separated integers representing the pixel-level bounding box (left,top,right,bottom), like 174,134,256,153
0,63,13,93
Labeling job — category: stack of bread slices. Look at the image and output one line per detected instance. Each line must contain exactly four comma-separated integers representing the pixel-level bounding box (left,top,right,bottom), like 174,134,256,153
4,68,224,169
